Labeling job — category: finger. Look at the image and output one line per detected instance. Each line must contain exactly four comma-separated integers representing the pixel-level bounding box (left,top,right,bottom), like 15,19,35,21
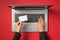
19,21,23,26
16,21,20,24
17,21,20,23
40,16,44,22
43,21,46,26
17,21,22,24
40,16,43,20
38,16,44,23
38,17,41,23
38,17,40,22
39,16,43,22
20,21,23,25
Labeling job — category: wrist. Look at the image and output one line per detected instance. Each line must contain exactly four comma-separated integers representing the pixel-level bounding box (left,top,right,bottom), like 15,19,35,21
16,30,20,32
38,29,45,32
16,29,21,32
16,27,21,32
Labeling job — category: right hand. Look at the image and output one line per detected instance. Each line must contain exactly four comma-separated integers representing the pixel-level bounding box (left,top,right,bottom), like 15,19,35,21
37,17,45,32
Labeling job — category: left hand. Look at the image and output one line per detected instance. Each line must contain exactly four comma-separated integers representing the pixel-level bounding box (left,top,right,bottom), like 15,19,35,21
16,21,23,32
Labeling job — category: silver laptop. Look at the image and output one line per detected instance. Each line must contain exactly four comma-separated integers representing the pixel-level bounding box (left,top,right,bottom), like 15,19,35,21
12,6,48,32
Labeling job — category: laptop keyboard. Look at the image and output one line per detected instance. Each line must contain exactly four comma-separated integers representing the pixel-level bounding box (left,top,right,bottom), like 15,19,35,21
15,14,45,23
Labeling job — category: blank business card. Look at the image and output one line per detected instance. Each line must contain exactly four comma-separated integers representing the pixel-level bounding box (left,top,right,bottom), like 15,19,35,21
18,15,28,22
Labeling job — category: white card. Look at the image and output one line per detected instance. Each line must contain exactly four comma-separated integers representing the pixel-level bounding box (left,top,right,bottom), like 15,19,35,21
18,15,28,22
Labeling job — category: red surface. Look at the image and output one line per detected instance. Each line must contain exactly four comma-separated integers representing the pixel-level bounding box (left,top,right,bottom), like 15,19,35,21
0,0,60,40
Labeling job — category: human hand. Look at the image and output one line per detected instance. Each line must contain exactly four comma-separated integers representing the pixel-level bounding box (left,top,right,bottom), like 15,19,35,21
16,21,23,32
37,17,45,32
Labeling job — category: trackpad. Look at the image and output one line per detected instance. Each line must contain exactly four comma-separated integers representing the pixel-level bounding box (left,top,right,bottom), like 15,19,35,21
21,23,38,32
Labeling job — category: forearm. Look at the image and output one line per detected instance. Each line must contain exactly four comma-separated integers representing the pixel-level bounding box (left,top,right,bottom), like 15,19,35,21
13,32,21,40
40,32,47,40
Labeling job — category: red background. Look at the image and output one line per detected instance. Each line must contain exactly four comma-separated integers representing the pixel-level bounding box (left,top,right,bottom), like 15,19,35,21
0,0,60,40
